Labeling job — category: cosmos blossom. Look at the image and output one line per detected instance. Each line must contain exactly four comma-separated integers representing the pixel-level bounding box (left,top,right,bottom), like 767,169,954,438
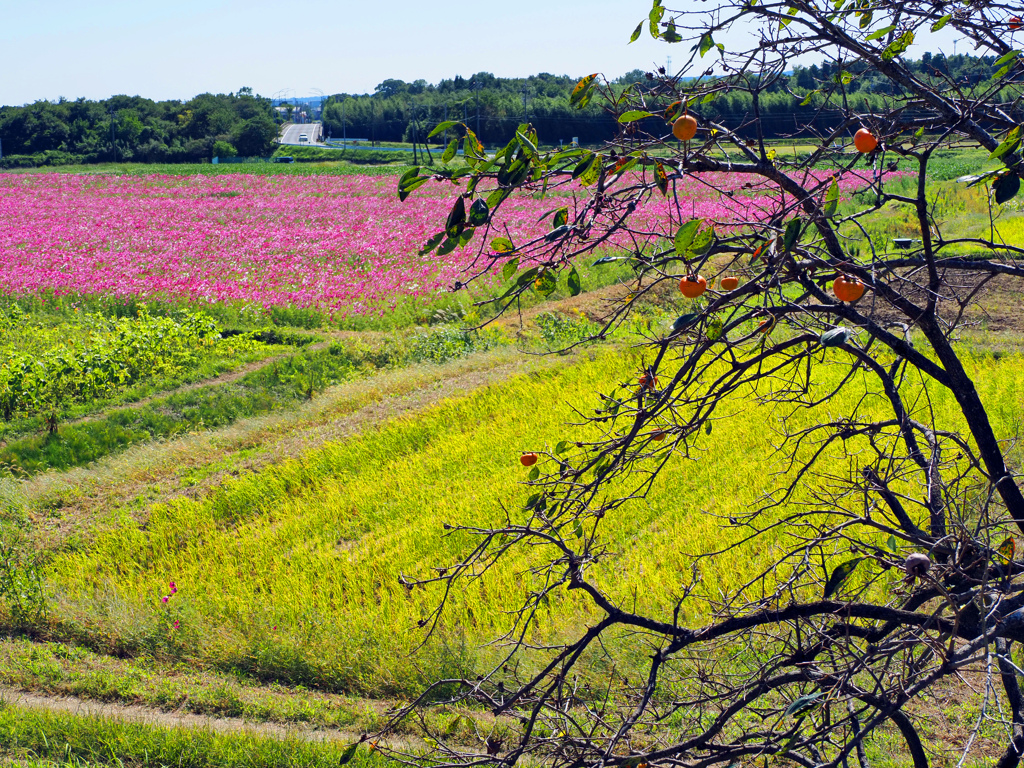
0,169,895,316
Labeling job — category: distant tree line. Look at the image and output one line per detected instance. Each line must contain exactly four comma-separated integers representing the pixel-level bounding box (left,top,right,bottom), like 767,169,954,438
322,53,1016,149
0,88,279,168
0,53,1014,168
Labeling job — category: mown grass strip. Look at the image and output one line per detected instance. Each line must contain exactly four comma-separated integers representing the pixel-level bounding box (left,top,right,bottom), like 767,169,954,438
0,702,381,768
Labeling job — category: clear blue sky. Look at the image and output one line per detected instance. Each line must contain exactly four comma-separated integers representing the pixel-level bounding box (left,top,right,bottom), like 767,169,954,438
1,1,959,106
1,0,676,105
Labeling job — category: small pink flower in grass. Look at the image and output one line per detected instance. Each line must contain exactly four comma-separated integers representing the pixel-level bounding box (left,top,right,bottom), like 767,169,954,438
169,581,177,594
161,596,169,603
173,620,180,629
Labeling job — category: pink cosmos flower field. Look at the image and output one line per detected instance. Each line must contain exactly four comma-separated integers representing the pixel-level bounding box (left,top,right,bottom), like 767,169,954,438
0,169,887,316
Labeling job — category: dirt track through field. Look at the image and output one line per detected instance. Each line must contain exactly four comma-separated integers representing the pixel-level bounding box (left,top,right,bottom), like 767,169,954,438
62,340,333,428
0,685,367,744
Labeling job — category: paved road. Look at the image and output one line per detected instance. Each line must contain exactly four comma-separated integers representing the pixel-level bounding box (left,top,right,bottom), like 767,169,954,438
279,122,322,146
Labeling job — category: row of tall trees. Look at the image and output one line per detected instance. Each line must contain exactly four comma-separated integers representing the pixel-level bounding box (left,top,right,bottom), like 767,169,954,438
0,88,279,167
322,53,1012,148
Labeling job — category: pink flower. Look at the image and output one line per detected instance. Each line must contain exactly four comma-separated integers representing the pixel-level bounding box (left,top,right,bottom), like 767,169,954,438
0,170,905,316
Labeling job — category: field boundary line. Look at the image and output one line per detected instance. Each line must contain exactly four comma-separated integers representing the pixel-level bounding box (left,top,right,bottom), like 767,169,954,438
0,684,364,743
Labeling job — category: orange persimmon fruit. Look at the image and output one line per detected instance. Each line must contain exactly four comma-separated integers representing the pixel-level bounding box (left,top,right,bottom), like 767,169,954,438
833,275,866,302
854,128,878,153
679,274,707,298
672,114,698,141
520,452,539,467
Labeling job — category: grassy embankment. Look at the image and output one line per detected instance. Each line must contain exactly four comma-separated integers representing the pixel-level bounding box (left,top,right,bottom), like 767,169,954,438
6,342,1023,692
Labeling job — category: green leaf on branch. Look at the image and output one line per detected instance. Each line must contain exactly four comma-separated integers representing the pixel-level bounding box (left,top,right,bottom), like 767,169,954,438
502,258,519,282
515,268,541,287
545,225,571,242
799,90,818,106
998,536,1016,566
689,226,715,256
698,33,715,57
441,137,459,164
823,557,865,598
783,218,802,252
445,197,467,239
820,326,853,348
865,24,896,40
823,177,840,218
337,741,360,766
990,127,1021,161
881,31,915,61
663,18,682,43
486,187,509,209
567,267,582,296
555,440,570,455
436,237,459,256
419,231,446,256
553,207,569,228
580,153,602,186
498,157,531,188
654,160,669,197
534,270,557,297
464,128,485,159
674,219,701,256
629,21,643,43
649,3,665,38
491,237,515,254
785,692,824,717
572,153,596,180
671,313,700,333
398,176,429,202
570,74,599,108
428,120,460,139
516,130,539,158
994,172,1021,205
996,49,1021,67
468,198,489,226
706,315,724,341
930,14,950,32
619,110,655,123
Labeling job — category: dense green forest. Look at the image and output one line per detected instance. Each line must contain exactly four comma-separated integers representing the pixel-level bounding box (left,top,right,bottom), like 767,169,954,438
321,52,1014,147
0,52,1013,168
0,88,279,168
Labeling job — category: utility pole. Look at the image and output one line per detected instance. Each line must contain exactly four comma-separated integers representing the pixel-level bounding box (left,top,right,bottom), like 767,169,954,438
474,80,482,139
411,104,418,164
311,88,324,142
